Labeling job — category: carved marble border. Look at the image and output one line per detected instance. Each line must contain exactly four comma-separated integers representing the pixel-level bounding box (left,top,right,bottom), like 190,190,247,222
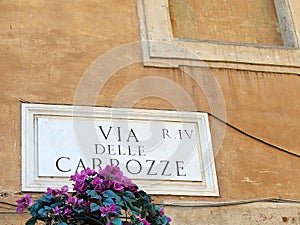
22,103,219,196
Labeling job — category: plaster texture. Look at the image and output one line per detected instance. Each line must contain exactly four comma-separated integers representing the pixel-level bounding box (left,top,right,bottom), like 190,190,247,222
0,0,299,224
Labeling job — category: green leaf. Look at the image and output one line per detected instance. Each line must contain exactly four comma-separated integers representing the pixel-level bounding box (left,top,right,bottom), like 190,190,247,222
25,218,36,225
130,205,140,216
57,222,68,225
28,203,40,217
103,190,121,201
113,217,122,225
40,194,52,203
44,206,52,210
37,207,48,217
142,193,152,203
86,190,102,200
90,202,101,212
115,198,125,207
122,190,135,203
163,215,172,225
103,197,114,206
73,208,84,214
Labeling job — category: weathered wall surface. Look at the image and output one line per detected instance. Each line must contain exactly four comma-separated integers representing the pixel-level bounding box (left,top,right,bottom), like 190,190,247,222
0,0,299,224
166,202,300,225
169,0,283,45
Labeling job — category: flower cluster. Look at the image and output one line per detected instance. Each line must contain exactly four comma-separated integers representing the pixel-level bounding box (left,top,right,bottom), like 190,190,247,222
16,165,172,225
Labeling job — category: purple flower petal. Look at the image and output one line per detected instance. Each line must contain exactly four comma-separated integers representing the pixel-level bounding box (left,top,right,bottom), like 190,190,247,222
16,194,32,213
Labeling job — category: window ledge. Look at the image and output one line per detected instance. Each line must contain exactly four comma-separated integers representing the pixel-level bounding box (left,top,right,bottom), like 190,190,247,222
137,0,300,74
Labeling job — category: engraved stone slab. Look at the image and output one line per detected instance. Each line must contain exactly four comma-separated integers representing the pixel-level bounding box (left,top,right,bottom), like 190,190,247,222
22,103,219,196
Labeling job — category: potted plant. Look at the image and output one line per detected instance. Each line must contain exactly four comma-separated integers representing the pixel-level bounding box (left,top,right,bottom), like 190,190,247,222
16,165,172,225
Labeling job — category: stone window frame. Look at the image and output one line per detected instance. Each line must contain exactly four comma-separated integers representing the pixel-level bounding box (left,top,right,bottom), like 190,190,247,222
137,0,300,73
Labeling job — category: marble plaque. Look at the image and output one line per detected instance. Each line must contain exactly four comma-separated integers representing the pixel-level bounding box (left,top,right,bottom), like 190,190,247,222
22,103,219,196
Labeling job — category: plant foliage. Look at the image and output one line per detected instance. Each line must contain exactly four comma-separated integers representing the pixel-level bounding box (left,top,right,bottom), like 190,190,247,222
16,166,171,225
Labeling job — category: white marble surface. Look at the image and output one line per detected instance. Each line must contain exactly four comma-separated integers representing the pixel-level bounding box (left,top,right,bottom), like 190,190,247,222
22,103,219,196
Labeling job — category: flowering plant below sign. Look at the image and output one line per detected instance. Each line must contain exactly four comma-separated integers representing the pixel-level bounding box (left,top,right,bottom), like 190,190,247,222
16,165,172,225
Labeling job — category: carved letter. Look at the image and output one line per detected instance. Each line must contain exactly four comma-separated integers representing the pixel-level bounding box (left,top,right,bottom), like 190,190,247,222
146,160,157,175
184,130,193,139
160,160,171,176
98,126,112,140
75,158,86,173
138,145,146,156
162,129,172,139
108,144,116,155
126,129,139,142
176,161,186,176
126,159,142,174
56,157,71,172
110,158,119,167
95,144,105,154
92,158,102,170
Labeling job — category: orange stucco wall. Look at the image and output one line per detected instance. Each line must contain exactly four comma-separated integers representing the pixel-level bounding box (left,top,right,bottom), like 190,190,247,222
169,0,283,45
0,0,299,224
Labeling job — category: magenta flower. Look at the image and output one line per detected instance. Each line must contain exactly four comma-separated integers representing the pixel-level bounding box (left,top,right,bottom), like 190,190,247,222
100,204,117,217
46,185,69,197
16,166,172,225
74,182,88,194
139,216,151,225
121,176,133,187
70,171,80,181
46,187,60,196
159,207,172,222
128,183,138,193
70,170,92,194
70,170,87,183
16,194,32,213
99,165,124,181
61,185,69,196
120,175,138,192
112,180,124,192
67,195,86,208
159,207,165,216
85,167,97,176
52,206,61,215
103,179,113,189
91,176,104,193
63,208,72,217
